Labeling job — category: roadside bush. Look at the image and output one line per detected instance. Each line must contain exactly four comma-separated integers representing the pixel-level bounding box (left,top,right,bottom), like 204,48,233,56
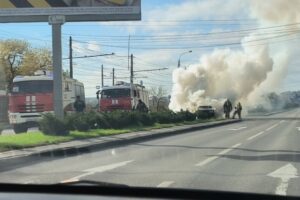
184,111,197,121
64,114,77,131
82,111,98,129
95,113,111,129
150,110,197,123
150,111,173,124
103,111,126,129
41,108,200,135
135,112,155,126
39,113,69,136
98,111,155,129
73,114,90,132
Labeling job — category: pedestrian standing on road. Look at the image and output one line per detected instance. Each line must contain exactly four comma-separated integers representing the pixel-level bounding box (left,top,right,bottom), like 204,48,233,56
223,99,232,119
232,102,242,119
74,95,86,113
237,102,242,119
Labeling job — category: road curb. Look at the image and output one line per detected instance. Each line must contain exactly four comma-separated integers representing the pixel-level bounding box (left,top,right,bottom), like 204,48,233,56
0,119,241,168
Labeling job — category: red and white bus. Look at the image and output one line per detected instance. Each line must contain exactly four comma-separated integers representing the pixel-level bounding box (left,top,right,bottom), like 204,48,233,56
97,81,149,112
8,71,85,133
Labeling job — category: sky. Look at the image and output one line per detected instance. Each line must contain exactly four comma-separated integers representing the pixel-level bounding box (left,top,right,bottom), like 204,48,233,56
0,0,299,97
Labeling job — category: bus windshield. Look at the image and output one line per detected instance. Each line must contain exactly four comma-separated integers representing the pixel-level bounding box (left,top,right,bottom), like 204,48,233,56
12,80,53,94
101,89,130,99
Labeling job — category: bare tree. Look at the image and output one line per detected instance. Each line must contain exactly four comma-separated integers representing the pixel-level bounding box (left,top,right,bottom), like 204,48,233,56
149,86,168,112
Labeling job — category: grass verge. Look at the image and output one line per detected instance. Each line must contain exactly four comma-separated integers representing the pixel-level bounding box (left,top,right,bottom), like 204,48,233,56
0,118,223,152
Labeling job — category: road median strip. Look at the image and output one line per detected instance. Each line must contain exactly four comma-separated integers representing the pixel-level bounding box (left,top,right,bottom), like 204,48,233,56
0,119,240,161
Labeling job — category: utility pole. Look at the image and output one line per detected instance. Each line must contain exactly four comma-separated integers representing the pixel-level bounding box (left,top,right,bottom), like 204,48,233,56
130,54,133,85
130,54,134,109
49,15,65,120
112,68,115,86
128,35,130,70
69,36,73,78
101,64,104,87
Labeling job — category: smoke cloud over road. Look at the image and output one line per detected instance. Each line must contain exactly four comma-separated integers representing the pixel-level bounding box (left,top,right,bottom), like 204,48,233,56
169,0,298,113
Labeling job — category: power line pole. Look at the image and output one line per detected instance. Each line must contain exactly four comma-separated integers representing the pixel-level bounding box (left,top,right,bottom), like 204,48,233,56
128,35,130,70
130,54,134,110
101,64,104,87
130,54,133,85
49,15,65,120
112,68,115,86
69,36,73,78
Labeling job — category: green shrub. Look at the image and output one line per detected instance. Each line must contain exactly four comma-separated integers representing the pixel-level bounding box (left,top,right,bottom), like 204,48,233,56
137,112,155,126
103,111,123,129
44,109,199,134
95,113,111,129
98,111,156,128
83,111,98,129
74,114,91,131
39,113,69,136
64,114,77,131
75,120,90,131
150,111,173,124
105,111,139,129
183,110,197,121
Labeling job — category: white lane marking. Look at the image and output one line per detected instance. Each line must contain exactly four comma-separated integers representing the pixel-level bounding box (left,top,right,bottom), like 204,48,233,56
279,120,285,124
195,156,218,167
218,143,241,154
157,181,174,188
111,149,116,156
268,163,298,196
196,143,241,167
61,160,133,183
266,123,279,131
247,131,265,141
296,127,300,131
228,127,247,131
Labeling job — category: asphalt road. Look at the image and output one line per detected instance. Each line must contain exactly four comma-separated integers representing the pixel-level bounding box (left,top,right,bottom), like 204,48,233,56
1,109,300,197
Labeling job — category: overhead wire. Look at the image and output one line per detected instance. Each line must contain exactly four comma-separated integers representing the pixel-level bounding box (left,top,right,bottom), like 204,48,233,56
72,30,299,50
63,22,300,39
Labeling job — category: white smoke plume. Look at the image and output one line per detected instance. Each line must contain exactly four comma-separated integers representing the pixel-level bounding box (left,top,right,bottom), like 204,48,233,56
169,35,273,112
250,0,300,24
169,0,298,113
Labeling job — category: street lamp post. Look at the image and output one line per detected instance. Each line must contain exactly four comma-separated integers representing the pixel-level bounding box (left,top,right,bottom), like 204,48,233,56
177,50,192,68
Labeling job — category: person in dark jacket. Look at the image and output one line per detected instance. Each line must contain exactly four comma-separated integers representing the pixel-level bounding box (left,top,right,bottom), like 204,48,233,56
223,99,232,119
74,96,86,113
136,99,148,113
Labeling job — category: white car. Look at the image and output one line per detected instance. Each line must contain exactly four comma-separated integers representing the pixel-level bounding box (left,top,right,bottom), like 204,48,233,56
197,106,216,118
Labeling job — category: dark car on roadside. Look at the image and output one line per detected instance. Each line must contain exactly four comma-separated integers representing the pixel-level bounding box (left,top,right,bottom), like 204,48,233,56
196,105,216,119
